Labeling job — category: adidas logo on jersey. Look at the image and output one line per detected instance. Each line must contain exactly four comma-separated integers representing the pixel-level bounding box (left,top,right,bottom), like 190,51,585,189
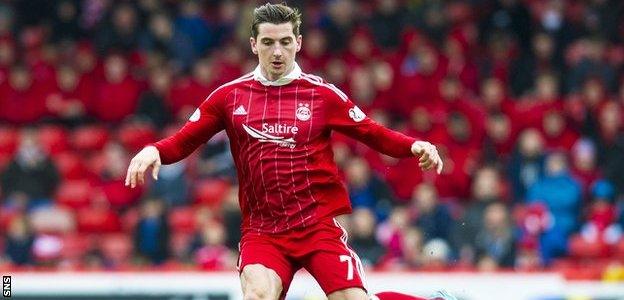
233,105,248,115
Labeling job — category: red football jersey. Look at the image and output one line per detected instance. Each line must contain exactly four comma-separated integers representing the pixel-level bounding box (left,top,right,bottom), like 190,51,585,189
154,63,416,234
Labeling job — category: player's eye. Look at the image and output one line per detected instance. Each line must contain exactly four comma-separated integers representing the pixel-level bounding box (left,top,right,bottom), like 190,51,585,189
281,40,291,46
262,40,273,45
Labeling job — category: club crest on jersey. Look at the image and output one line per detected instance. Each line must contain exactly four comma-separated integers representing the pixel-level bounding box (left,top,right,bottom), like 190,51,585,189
349,106,366,122
296,103,311,121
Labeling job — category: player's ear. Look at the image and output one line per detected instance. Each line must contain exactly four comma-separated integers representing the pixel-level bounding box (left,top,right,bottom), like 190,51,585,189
250,37,258,55
296,35,302,52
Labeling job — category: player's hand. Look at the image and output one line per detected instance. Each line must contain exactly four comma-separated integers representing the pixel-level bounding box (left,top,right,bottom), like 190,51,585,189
125,145,161,188
411,141,443,174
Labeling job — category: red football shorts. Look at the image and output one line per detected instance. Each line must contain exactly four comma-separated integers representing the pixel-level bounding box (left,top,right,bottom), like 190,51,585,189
238,217,366,299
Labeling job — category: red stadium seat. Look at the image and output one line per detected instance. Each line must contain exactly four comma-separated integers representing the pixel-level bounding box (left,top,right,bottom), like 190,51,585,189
38,125,69,155
53,151,89,180
61,234,95,260
55,180,92,209
71,125,109,152
169,207,197,234
568,234,609,259
118,122,157,152
76,207,122,233
194,179,231,207
0,126,18,156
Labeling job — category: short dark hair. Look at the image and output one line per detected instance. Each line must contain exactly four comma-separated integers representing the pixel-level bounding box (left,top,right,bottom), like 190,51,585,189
251,3,301,38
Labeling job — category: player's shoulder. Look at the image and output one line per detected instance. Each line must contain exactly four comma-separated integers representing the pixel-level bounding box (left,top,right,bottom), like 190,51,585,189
298,72,349,102
205,72,255,100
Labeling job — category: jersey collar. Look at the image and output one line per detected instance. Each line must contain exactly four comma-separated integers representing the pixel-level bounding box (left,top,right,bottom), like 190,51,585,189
253,62,302,86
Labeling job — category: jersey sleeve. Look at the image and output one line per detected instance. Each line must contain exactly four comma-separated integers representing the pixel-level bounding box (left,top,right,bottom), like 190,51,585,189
152,88,227,164
323,85,417,158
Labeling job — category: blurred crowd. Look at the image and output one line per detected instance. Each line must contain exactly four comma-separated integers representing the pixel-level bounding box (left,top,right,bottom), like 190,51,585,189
1,0,624,278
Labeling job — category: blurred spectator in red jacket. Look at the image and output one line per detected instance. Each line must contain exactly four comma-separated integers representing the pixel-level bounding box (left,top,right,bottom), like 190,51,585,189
581,180,621,246
442,35,479,93
170,58,218,121
90,54,141,123
541,109,579,151
395,42,444,119
46,65,92,126
482,112,516,163
0,64,49,124
570,138,602,199
98,142,142,209
298,28,330,75
191,219,236,271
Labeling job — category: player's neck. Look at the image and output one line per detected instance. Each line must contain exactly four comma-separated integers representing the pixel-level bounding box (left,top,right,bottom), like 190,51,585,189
261,64,295,82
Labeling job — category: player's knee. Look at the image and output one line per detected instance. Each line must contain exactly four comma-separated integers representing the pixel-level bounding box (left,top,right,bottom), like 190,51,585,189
241,264,281,300
243,287,273,300
327,287,368,300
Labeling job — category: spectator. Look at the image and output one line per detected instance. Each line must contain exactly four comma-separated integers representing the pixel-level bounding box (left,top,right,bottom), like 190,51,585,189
134,198,170,265
482,112,515,162
90,54,142,123
135,66,173,128
46,64,91,126
368,0,406,50
149,160,190,207
580,180,621,246
345,157,396,220
348,208,385,268
139,12,196,72
196,132,236,181
527,152,582,265
570,138,601,198
95,3,141,55
474,202,516,270
174,0,213,56
509,129,546,201
170,58,218,120
453,165,504,265
509,32,560,97
50,0,83,43
191,220,236,271
0,64,49,124
98,142,142,209
1,129,59,209
594,102,624,198
410,183,452,244
4,216,34,265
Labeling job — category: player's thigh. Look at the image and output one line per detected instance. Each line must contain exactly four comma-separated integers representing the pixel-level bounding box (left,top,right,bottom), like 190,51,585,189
327,287,369,300
303,239,366,296
240,264,283,300
239,237,296,300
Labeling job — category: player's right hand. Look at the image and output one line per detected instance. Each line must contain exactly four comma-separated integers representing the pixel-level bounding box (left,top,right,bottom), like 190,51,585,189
125,145,161,188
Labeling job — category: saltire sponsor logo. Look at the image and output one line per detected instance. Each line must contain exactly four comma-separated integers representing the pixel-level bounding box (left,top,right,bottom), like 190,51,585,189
242,124,296,149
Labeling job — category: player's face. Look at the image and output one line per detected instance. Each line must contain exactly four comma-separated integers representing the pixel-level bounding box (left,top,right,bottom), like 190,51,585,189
250,22,302,81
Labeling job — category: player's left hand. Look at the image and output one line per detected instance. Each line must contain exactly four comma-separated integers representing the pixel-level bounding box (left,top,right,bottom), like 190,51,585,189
411,141,443,174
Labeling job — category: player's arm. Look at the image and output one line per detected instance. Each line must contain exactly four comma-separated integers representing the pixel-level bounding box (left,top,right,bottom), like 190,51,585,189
125,89,227,188
324,87,443,173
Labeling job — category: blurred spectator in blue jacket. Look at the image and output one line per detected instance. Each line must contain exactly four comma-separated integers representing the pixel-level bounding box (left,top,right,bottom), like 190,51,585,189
134,198,170,265
527,152,581,265
345,156,396,221
139,12,196,72
348,207,385,268
410,182,452,244
4,216,34,265
475,202,516,270
174,0,213,56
